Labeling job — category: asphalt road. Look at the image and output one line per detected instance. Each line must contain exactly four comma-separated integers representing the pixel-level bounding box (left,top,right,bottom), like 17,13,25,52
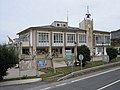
29,67,120,90
0,67,120,90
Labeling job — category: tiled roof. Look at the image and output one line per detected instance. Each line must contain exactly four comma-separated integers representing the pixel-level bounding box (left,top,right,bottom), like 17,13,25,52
17,25,111,35
93,30,110,33
17,25,86,35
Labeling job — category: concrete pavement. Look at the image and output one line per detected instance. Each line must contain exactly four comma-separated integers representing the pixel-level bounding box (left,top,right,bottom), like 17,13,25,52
0,78,42,86
3,56,102,79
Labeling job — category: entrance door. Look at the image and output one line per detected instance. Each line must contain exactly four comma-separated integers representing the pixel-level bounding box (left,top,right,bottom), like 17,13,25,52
52,48,62,57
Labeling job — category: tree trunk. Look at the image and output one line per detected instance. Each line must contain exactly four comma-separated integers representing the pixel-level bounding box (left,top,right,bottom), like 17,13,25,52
0,76,3,81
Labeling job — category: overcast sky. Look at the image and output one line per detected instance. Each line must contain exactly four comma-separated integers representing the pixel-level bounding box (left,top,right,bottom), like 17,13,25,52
0,0,120,44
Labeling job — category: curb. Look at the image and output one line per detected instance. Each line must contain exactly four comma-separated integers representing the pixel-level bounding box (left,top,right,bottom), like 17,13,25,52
0,78,42,86
57,61,120,81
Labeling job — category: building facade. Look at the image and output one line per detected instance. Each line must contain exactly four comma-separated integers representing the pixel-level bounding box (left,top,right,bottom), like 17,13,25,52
15,9,110,60
111,29,120,54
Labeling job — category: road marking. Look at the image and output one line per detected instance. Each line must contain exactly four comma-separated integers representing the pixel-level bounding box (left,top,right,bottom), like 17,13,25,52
71,67,120,83
97,79,120,90
41,87,52,90
41,67,120,90
56,83,67,87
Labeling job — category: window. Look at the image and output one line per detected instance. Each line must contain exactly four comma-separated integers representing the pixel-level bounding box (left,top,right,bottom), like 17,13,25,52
97,47,102,52
36,48,48,55
95,35,103,44
20,34,29,42
38,33,49,43
57,24,60,27
105,36,110,44
53,33,63,43
22,48,29,55
60,48,62,54
67,34,75,43
63,24,66,27
79,34,86,43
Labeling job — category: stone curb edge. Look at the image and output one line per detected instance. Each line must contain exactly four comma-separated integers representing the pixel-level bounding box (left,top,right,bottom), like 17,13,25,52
0,78,42,86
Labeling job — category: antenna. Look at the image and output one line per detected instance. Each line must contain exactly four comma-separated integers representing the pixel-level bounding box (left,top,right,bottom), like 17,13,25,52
87,6,89,14
67,10,69,22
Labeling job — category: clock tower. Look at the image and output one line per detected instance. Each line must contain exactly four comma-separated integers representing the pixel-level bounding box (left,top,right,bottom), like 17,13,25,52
79,6,93,55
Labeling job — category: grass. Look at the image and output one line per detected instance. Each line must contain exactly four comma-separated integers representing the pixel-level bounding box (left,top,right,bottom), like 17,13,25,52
40,57,120,79
2,57,120,82
40,61,104,79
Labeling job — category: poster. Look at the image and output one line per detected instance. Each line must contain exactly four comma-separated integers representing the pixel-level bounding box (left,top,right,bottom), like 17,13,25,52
38,59,46,67
19,60,36,70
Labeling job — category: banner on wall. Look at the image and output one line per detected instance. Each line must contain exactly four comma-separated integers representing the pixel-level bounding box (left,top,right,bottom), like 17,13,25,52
38,59,47,67
19,60,36,70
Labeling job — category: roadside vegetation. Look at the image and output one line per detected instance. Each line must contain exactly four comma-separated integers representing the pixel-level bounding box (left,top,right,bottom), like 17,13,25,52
0,45,19,81
40,57,120,80
106,47,118,61
1,57,120,82
76,45,91,67
1,45,120,82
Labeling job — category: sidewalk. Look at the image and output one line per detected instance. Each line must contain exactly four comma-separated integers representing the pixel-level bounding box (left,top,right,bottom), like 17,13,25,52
1,61,120,87
0,78,42,86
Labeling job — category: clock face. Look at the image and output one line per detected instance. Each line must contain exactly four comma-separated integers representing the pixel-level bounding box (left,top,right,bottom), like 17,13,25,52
88,24,91,28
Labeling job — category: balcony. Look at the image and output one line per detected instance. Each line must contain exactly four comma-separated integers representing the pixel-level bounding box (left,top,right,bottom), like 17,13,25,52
38,42,50,46
22,42,30,46
21,54,33,60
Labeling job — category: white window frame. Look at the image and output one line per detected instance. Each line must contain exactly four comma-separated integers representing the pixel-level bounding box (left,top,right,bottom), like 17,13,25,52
37,31,50,46
52,32,64,46
104,35,110,45
95,35,103,45
78,33,87,46
66,33,76,46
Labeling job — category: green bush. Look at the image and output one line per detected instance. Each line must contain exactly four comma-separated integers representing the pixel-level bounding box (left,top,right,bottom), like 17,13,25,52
77,45,91,67
106,47,118,61
0,45,19,80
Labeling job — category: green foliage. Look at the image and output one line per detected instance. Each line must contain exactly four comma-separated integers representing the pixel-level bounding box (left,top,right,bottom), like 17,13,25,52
106,47,118,61
0,45,19,80
21,75,28,79
77,45,91,67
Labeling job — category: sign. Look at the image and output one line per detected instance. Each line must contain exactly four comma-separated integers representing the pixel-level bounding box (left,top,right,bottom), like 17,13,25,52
19,60,36,70
65,50,73,61
65,55,73,61
38,59,46,67
79,54,84,61
65,50,72,55
102,55,109,62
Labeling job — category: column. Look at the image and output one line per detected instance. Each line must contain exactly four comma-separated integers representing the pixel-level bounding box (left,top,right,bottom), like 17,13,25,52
62,46,65,58
49,46,52,56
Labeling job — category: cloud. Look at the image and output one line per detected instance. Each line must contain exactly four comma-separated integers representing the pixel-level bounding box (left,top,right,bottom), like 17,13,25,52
0,0,120,43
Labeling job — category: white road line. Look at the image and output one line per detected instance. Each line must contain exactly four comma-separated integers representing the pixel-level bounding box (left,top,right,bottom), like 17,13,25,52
71,67,120,83
56,83,67,87
41,67,120,90
97,79,120,90
41,87,52,90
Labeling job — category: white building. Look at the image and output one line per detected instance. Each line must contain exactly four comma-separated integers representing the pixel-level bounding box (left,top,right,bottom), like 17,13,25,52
15,9,110,60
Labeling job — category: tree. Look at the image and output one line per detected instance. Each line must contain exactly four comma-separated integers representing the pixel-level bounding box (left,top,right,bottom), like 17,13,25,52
77,45,91,67
0,45,19,80
106,47,118,61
